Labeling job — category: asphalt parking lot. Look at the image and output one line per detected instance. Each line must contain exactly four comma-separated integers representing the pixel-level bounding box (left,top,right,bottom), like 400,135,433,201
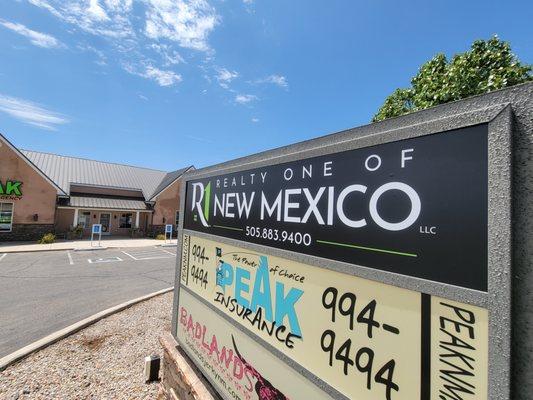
0,246,176,358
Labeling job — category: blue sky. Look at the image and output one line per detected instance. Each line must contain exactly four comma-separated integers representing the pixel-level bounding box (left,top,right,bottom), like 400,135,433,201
1,1,532,171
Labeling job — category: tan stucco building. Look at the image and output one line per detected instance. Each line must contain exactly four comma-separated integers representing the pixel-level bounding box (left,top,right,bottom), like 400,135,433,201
0,132,193,242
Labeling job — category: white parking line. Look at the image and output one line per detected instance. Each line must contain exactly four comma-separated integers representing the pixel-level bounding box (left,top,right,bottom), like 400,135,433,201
88,257,123,264
161,249,176,256
0,253,6,262
122,250,174,261
121,251,138,260
67,251,74,265
135,256,172,260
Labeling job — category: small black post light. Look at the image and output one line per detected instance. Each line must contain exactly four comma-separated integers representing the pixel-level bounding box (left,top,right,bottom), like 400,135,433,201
144,355,160,383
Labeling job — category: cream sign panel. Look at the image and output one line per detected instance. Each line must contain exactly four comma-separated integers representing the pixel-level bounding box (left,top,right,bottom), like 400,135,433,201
177,289,335,400
178,234,488,400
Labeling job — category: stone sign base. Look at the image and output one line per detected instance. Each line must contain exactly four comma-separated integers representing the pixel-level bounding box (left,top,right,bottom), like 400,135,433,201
158,332,221,400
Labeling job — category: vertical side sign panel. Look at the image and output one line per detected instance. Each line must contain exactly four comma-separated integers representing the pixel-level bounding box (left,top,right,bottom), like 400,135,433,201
180,233,190,286
177,289,335,400
430,297,489,400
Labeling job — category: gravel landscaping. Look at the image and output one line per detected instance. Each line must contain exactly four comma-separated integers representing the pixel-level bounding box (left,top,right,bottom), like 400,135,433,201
0,292,173,400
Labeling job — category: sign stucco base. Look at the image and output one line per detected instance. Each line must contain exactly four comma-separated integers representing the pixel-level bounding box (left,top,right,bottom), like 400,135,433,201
158,332,221,400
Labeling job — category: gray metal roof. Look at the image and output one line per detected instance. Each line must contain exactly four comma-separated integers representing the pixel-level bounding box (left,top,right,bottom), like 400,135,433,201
21,150,185,199
149,166,193,200
68,196,148,210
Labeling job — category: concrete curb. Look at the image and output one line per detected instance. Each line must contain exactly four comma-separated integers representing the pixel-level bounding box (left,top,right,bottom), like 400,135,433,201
0,247,77,254
73,246,108,252
0,286,174,371
0,244,172,254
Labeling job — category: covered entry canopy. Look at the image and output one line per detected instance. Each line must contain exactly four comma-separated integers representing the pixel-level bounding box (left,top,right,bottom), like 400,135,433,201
57,195,153,235
68,196,149,211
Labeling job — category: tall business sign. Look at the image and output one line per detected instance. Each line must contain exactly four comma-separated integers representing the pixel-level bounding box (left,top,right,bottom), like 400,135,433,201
172,106,512,400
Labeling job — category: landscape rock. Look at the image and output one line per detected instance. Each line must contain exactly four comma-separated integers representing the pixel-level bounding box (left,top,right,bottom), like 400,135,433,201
0,293,172,399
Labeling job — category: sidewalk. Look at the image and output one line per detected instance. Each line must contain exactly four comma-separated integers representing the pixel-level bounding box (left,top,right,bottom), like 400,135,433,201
0,237,178,253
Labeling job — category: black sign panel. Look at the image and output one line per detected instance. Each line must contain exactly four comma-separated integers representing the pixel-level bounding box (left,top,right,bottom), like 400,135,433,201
183,125,488,291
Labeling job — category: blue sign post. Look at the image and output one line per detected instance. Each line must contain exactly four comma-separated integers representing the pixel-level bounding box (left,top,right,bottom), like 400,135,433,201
165,224,173,244
91,223,102,247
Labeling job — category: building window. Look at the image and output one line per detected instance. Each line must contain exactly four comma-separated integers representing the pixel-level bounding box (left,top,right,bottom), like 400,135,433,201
120,213,133,228
175,211,180,228
0,202,14,232
78,211,91,228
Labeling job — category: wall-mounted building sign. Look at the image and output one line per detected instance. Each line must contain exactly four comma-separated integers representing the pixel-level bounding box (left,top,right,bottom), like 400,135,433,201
174,103,513,400
183,125,488,291
0,180,23,199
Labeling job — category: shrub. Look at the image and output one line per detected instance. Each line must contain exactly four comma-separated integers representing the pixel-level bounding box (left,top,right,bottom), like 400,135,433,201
39,233,56,244
155,234,166,240
68,225,83,239
72,225,84,235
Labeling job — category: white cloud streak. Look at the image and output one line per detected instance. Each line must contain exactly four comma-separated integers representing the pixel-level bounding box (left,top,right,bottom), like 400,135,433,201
124,62,182,86
257,74,288,88
216,67,238,88
150,43,184,66
0,93,69,130
144,65,182,86
0,20,65,49
77,44,107,65
28,0,134,39
235,94,258,104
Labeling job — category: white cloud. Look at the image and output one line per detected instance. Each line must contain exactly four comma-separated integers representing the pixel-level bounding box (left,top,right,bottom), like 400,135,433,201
144,0,219,52
257,74,288,88
29,0,219,51
150,43,184,66
27,0,223,90
87,0,110,21
77,44,107,66
0,93,69,130
138,94,148,100
235,94,258,104
216,67,238,88
124,63,182,87
0,20,65,49
28,0,134,39
251,117,259,122
144,65,182,86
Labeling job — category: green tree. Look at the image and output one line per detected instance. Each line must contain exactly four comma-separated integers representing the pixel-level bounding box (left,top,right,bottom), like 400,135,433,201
373,36,532,122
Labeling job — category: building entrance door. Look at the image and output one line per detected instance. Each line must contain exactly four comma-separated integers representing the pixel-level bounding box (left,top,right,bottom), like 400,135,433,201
99,213,111,235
